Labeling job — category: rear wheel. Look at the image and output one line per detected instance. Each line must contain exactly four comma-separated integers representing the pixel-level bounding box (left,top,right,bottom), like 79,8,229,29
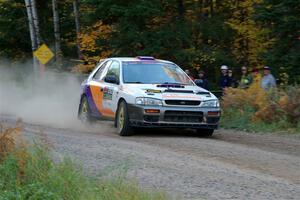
78,96,95,124
116,101,133,136
196,128,214,137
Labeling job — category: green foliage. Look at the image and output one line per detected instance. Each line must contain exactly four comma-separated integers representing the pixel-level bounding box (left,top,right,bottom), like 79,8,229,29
0,0,31,60
221,84,300,133
0,143,168,200
226,0,271,67
221,106,255,131
79,0,238,79
0,0,299,85
254,0,300,83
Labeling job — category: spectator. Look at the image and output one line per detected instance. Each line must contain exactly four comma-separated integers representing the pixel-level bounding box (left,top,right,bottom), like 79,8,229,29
219,65,231,89
248,67,262,86
252,68,259,78
239,66,252,88
185,69,195,81
261,66,276,90
228,69,238,88
194,70,209,90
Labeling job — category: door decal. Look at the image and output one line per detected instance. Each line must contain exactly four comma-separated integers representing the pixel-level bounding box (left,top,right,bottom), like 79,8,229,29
89,85,115,118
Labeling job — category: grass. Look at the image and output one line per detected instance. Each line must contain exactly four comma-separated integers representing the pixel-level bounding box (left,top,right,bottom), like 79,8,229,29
0,123,168,200
220,107,300,134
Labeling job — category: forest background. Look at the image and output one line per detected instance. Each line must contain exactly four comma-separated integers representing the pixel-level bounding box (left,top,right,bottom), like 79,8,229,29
0,0,299,87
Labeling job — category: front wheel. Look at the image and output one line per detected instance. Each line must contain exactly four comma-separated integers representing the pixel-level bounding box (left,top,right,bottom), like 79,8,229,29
196,128,214,137
116,101,133,136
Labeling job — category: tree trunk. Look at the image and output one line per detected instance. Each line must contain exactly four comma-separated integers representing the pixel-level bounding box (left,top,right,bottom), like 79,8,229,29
52,0,62,66
177,0,184,18
31,0,41,46
73,0,83,59
201,0,208,18
24,0,39,74
210,0,214,17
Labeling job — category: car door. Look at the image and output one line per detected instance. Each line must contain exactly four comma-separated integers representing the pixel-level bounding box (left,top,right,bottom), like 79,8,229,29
101,60,121,118
87,60,112,118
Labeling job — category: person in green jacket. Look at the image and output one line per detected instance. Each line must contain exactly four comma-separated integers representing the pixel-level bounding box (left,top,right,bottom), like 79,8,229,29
239,66,252,88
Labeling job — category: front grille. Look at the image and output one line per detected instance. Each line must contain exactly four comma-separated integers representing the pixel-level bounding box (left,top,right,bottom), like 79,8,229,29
165,100,201,106
164,111,203,123
144,115,159,122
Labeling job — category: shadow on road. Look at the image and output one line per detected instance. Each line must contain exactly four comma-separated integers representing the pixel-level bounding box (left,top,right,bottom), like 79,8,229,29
131,128,217,139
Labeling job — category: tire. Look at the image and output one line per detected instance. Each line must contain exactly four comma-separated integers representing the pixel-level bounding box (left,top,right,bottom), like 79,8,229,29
116,101,133,136
196,128,214,137
78,96,95,124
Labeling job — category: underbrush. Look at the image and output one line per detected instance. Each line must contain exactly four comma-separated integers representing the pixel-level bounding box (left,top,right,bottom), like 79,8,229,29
0,122,167,200
220,106,295,133
221,79,300,134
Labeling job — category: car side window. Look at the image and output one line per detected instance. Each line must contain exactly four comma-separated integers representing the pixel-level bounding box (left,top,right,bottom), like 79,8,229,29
105,61,120,80
93,60,111,80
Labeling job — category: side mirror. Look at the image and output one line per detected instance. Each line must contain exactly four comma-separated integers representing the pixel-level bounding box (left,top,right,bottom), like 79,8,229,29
104,75,119,84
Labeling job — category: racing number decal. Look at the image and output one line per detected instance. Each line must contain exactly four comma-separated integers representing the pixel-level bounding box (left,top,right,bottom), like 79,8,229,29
89,85,115,118
162,93,201,100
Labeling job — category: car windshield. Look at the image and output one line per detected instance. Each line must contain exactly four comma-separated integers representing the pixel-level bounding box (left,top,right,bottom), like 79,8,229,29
122,62,193,85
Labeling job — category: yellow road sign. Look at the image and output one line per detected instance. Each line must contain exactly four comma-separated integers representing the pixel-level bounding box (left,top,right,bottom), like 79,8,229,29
33,44,54,65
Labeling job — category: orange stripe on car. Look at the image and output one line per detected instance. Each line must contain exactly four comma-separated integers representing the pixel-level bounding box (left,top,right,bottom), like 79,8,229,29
90,85,115,118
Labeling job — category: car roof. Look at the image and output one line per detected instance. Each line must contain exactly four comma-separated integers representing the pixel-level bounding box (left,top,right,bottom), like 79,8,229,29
103,57,174,64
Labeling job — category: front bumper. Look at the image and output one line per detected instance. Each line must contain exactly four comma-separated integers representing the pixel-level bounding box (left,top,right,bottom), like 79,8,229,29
127,104,220,129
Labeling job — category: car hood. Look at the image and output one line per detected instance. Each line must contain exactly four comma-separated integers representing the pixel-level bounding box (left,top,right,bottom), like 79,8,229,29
122,84,217,101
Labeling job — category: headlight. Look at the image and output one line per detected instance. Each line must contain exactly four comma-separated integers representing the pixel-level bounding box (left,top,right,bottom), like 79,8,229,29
135,97,163,106
201,100,220,108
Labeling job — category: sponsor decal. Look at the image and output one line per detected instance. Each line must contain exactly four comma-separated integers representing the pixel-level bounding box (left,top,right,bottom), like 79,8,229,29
145,89,162,94
179,101,186,105
103,87,113,100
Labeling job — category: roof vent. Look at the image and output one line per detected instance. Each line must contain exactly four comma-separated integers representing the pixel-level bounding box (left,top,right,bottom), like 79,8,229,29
136,56,155,60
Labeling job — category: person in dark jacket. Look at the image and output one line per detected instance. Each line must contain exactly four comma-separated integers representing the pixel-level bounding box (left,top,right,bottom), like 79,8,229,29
228,69,238,88
219,65,231,89
194,70,209,90
185,69,195,81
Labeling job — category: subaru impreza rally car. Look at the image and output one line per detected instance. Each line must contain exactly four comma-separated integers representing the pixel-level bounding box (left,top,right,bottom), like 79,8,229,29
78,56,221,136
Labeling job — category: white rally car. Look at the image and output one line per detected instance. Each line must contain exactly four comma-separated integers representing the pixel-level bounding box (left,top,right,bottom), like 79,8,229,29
78,56,221,136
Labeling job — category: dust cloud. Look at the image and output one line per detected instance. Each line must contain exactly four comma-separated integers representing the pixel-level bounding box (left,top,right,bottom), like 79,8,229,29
0,63,88,130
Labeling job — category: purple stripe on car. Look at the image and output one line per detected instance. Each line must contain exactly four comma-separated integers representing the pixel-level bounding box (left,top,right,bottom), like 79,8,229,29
85,86,102,118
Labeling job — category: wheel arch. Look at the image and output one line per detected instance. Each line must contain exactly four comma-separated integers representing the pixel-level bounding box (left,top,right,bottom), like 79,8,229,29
114,97,127,127
78,93,87,116
80,93,87,101
117,97,126,107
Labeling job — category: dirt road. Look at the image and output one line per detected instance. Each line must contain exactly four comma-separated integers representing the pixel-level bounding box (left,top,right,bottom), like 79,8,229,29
2,117,300,200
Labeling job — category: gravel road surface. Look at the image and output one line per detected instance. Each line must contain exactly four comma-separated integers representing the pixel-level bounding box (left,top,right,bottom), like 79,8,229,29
1,117,300,200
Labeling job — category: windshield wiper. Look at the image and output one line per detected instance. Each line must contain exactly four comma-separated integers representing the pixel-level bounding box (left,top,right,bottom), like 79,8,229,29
162,82,182,85
156,82,185,88
164,82,193,86
125,81,143,84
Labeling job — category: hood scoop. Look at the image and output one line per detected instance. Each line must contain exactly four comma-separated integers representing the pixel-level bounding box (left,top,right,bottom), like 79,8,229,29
156,84,185,88
196,91,211,97
164,89,194,93
196,91,210,95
